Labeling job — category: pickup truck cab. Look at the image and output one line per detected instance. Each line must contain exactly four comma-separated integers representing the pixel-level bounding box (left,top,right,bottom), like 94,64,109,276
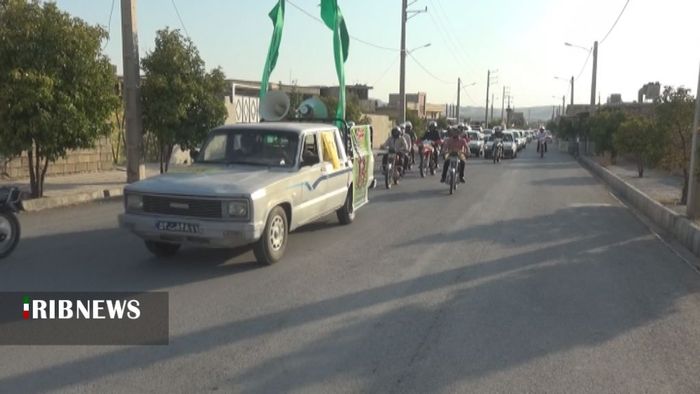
119,122,374,265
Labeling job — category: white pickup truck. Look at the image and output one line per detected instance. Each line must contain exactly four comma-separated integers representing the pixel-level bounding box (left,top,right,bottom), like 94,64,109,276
119,122,374,265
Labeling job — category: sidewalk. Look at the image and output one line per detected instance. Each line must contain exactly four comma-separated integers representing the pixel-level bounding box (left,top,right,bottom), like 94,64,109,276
592,157,687,215
0,164,160,211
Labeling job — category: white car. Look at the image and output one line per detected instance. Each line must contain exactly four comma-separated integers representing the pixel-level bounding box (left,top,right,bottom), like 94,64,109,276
467,131,484,157
502,131,517,159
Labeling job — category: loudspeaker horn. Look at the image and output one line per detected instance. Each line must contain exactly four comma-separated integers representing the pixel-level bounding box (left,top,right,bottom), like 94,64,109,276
260,91,291,121
296,97,328,120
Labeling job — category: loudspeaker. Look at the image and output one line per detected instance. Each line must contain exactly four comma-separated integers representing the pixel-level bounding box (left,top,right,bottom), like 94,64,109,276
296,97,328,120
260,91,291,121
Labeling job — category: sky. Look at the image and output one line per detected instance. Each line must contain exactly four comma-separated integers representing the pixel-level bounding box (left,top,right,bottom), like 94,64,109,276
54,0,700,108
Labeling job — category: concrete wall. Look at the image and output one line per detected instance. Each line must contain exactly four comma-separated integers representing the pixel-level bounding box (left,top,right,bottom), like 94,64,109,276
1,137,114,179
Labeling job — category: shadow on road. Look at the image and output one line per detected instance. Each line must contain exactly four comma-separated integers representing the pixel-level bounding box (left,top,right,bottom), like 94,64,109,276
1,204,698,392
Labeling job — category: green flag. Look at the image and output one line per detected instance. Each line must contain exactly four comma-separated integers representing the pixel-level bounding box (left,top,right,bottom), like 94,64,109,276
320,0,350,121
260,0,285,102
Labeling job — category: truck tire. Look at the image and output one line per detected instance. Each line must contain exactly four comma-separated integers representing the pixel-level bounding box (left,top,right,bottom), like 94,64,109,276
254,206,288,265
145,240,180,258
336,188,355,225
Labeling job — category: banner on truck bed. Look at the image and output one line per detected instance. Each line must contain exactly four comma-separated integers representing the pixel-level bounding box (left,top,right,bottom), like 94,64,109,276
350,125,373,209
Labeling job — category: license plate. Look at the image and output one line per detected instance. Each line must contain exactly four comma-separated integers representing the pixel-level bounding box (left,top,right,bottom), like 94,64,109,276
155,221,200,234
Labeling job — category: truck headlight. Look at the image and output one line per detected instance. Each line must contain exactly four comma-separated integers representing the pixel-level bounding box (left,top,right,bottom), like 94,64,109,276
126,194,143,211
224,200,249,219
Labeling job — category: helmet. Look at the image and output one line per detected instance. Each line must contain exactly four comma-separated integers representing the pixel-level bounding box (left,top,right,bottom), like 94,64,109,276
391,126,401,138
448,127,460,138
539,126,545,131
428,120,438,131
457,123,466,131
494,126,503,133
403,121,413,131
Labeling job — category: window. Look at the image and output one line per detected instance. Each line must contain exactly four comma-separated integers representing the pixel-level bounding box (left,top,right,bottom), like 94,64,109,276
198,129,299,167
301,133,320,166
202,134,227,162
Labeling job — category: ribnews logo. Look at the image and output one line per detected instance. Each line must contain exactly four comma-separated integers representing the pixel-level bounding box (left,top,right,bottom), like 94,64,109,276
22,295,141,320
2,292,169,345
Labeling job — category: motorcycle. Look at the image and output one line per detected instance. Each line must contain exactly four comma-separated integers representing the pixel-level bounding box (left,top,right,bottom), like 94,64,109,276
418,139,440,178
0,187,22,259
446,152,461,195
492,139,503,164
383,148,403,189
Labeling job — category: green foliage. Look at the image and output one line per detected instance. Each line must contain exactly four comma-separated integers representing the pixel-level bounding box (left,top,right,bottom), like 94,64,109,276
589,108,626,156
405,110,426,136
320,94,365,124
0,0,119,197
655,86,695,204
436,117,449,130
141,28,227,172
613,115,663,178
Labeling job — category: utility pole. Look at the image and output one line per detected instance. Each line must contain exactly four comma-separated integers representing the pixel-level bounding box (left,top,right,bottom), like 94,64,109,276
456,77,461,123
687,64,700,218
398,0,408,124
570,76,574,106
591,40,598,106
501,86,506,124
398,1,426,124
562,95,566,117
485,70,490,126
120,0,144,183
490,94,494,125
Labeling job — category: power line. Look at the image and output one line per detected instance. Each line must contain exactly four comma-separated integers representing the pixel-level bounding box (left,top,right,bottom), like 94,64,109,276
408,53,452,84
171,0,190,38
372,54,401,86
600,0,630,44
287,0,397,52
101,0,116,51
575,48,593,82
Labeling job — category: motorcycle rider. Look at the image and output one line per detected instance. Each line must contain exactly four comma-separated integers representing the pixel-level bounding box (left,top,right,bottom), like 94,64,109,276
440,126,468,183
403,121,417,165
492,126,504,156
381,126,409,171
423,120,442,164
537,126,548,154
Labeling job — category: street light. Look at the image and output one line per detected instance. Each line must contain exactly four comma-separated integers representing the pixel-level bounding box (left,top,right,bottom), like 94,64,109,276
564,41,598,106
407,43,431,55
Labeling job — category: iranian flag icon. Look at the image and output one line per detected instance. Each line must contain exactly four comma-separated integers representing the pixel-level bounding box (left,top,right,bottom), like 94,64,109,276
23,296,30,320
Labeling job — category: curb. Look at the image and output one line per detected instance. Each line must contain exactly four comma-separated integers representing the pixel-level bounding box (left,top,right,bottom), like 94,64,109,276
578,155,700,257
21,187,124,212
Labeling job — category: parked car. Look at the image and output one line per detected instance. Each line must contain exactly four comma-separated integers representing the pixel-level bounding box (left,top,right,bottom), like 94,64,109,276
514,130,526,151
119,122,375,265
467,131,484,157
502,131,517,159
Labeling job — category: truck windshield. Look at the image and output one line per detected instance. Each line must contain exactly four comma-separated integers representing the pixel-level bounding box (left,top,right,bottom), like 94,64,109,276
199,129,299,168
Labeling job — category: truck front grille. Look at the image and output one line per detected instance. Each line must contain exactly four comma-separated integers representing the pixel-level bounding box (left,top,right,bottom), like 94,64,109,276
142,195,222,219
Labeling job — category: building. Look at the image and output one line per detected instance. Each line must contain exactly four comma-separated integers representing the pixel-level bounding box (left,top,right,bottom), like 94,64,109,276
388,92,427,118
425,103,445,119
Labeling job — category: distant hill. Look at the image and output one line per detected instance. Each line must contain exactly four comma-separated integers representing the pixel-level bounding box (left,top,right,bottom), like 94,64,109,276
453,106,555,125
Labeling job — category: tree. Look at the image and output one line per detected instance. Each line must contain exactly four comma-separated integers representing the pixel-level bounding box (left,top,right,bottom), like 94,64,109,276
589,108,626,157
655,86,696,204
320,94,366,124
141,28,227,173
436,116,449,130
0,0,118,197
613,115,663,178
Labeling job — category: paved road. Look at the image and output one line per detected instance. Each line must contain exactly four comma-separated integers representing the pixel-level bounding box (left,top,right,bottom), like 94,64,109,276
2,146,700,393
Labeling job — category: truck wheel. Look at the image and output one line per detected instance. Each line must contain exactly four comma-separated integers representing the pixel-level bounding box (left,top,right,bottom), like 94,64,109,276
145,240,180,258
336,188,355,225
254,206,288,265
